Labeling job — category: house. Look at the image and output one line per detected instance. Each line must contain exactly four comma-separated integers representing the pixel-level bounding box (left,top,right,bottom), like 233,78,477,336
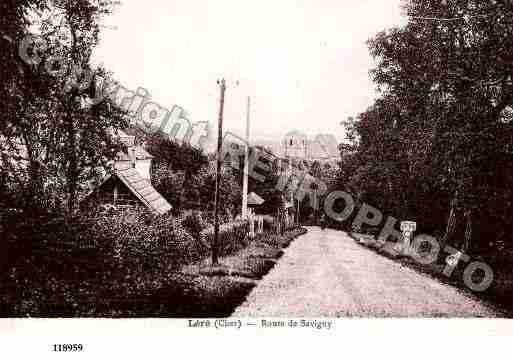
82,130,172,215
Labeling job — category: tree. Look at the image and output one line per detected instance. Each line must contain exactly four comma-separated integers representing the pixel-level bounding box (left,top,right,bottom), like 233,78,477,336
342,0,513,253
39,1,127,214
145,132,209,212
1,0,50,209
1,1,129,214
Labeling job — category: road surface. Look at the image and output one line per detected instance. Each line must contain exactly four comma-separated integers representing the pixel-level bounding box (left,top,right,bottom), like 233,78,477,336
232,227,498,317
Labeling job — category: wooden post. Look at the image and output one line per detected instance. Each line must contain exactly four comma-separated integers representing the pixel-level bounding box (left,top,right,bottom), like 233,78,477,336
213,79,226,266
242,96,251,218
297,198,300,226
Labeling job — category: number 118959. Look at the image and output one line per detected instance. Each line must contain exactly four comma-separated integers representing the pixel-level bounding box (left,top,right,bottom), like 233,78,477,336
52,344,83,352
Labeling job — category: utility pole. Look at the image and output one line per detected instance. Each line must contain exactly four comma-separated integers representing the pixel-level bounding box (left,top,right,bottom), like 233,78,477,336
313,188,318,222
213,79,226,266
297,197,300,226
242,96,251,218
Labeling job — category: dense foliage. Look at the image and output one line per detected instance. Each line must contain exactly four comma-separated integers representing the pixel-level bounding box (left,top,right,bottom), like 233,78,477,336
338,0,513,263
0,210,257,316
0,0,128,214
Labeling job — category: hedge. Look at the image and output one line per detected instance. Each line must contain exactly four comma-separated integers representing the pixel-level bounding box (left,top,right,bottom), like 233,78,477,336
199,220,250,257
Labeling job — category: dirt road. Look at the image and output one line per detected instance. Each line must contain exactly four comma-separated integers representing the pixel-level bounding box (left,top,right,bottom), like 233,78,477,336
232,227,498,317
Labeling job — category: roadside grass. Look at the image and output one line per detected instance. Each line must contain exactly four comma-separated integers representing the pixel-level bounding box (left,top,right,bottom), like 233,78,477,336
182,231,301,280
80,273,257,318
92,227,307,317
349,232,512,317
157,227,308,317
0,227,307,318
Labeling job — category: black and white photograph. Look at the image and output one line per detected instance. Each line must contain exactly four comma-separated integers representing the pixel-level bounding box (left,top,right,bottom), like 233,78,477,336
1,0,513,352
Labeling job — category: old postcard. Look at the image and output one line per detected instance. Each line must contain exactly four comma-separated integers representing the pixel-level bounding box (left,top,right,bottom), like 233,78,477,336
1,0,513,356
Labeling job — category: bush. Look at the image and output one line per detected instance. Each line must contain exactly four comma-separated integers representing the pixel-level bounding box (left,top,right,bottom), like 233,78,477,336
199,220,250,257
84,213,207,273
0,206,307,316
181,212,207,239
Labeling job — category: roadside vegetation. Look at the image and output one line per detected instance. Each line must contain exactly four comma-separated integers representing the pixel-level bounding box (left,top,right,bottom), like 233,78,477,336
0,1,308,317
305,1,513,310
0,208,306,317
350,231,512,317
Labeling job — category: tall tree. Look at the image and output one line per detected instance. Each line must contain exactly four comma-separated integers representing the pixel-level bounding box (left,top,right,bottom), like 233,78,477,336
1,1,128,213
344,0,513,252
146,132,209,212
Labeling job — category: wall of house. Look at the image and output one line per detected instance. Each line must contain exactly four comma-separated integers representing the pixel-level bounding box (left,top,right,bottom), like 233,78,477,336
81,177,148,214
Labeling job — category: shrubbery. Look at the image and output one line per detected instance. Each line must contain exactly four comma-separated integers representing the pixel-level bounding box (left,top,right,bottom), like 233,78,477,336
1,209,253,276
0,207,294,316
256,227,306,249
180,212,208,239
199,220,250,257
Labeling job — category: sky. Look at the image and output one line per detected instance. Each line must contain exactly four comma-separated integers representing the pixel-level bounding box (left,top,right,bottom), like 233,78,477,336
93,0,407,146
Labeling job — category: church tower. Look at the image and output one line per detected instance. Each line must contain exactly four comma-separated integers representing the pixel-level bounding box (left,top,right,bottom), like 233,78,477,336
283,130,308,160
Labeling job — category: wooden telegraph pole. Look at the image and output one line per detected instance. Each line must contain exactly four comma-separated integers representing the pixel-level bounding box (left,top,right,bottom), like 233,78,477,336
242,96,251,218
297,198,301,226
213,79,226,266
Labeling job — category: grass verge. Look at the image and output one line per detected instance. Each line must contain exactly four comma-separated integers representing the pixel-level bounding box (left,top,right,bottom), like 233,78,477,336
171,228,308,317
349,232,512,317
0,227,307,318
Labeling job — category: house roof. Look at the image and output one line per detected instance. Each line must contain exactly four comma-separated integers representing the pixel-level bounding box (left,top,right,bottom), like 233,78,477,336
115,168,172,215
117,146,154,161
247,192,265,206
